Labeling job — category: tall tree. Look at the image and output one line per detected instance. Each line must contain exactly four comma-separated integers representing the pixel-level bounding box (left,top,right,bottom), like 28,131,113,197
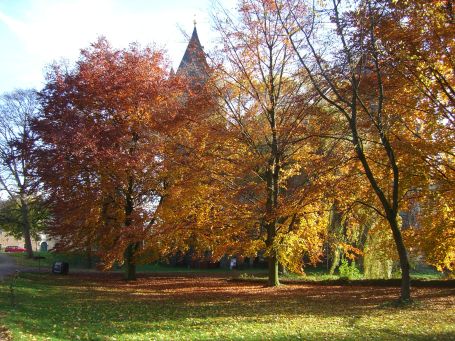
0,89,40,258
35,38,186,280
208,0,331,286
376,0,454,274
275,0,450,300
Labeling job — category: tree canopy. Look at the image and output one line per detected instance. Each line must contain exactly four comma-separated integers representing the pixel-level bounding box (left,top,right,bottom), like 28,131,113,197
29,0,454,301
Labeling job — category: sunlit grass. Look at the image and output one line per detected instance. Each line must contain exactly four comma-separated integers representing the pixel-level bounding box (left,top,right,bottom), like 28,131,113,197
1,272,454,340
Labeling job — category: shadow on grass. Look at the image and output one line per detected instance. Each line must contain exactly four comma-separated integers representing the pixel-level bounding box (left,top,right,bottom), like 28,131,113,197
0,272,454,340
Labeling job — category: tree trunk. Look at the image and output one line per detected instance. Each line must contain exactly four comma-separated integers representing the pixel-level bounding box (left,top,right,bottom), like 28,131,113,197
329,246,341,275
356,223,371,270
265,164,280,287
19,197,34,259
328,203,343,275
124,243,137,281
388,214,411,301
268,253,279,286
351,117,411,301
123,179,138,281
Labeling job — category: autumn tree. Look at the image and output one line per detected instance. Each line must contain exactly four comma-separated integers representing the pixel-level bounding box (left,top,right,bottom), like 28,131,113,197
35,38,186,280
274,0,453,300
0,89,41,258
376,0,454,274
204,0,334,286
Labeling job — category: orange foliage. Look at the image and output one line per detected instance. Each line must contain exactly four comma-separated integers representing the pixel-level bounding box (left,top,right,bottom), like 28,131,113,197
35,38,193,273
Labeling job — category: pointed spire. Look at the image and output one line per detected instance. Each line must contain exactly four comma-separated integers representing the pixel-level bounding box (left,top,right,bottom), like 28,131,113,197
176,24,209,81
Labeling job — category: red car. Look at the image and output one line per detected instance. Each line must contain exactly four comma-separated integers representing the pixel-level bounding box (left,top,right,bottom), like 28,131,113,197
4,246,27,253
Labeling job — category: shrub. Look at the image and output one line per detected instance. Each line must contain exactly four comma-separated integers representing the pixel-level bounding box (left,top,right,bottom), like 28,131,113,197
338,258,362,280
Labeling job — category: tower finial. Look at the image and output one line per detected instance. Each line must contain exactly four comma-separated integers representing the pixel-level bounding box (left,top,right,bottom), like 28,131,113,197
193,14,197,27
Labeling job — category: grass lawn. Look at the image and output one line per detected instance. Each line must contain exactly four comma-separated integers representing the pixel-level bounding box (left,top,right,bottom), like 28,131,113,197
0,272,454,341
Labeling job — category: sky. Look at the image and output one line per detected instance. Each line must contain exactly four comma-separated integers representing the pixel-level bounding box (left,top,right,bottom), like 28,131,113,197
0,0,237,93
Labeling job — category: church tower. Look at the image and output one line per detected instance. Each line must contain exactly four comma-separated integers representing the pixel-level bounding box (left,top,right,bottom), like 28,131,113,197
176,25,209,86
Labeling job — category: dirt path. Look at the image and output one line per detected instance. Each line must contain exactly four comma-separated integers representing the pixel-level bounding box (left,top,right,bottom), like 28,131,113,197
0,253,18,281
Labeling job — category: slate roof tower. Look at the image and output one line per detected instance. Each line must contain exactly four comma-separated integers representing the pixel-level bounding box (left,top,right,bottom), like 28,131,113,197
176,25,209,86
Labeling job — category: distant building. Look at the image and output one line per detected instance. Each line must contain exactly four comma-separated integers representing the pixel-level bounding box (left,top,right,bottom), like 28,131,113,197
176,25,210,86
0,228,35,251
0,229,54,252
